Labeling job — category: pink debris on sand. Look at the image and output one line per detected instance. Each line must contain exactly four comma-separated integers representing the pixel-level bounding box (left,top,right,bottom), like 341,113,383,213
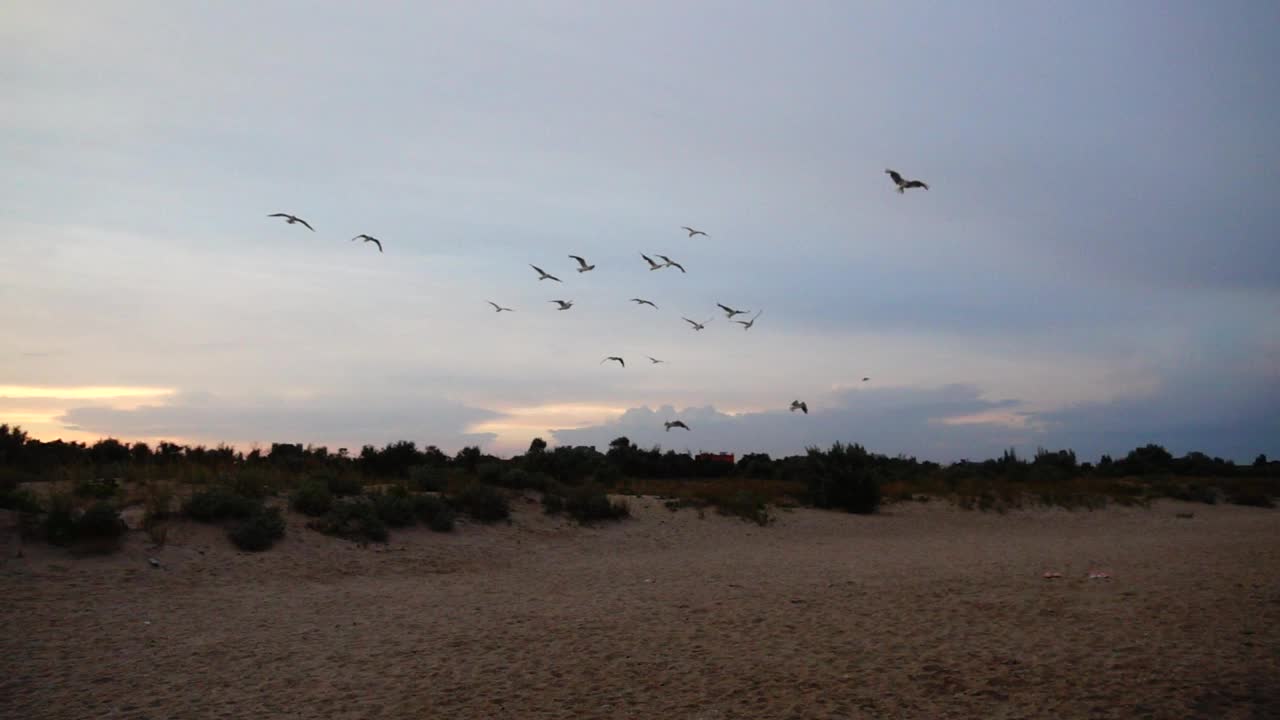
1042,571,1063,579
1088,570,1112,580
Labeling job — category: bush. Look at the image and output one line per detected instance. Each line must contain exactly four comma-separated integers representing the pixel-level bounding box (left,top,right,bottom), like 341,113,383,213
593,464,623,488
227,467,274,499
141,480,175,522
494,467,552,491
0,486,41,513
409,465,448,492
372,492,416,528
451,484,510,523
184,486,261,521
309,499,388,543
290,481,334,517
1168,482,1217,505
1227,492,1275,508
228,507,286,551
75,501,127,540
477,463,504,486
715,491,773,526
325,473,364,497
74,477,120,500
412,495,455,532
564,486,630,525
43,492,78,546
542,491,565,515
806,443,882,515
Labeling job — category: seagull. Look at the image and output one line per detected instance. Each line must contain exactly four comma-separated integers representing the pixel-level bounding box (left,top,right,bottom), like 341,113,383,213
717,303,749,318
487,301,514,313
531,265,562,282
601,356,625,367
790,400,808,414
550,300,575,310
657,254,686,273
664,420,690,432
641,253,664,271
681,226,708,238
683,317,711,331
569,255,595,273
267,213,314,231
630,298,659,308
352,234,383,252
862,377,870,382
734,310,762,330
885,169,930,194
647,356,666,364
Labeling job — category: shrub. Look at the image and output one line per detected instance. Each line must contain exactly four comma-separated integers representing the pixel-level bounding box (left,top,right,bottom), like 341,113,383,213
309,499,388,543
184,486,260,521
805,443,882,514
227,467,274,499
412,495,455,532
409,465,448,492
477,463,504,486
228,507,286,551
451,484,510,523
542,491,565,515
75,501,127,540
592,464,623,488
495,467,551,491
43,492,78,546
0,486,41,513
564,486,630,525
372,492,416,528
74,477,119,500
141,480,175,522
1168,482,1217,505
325,473,364,497
290,481,334,517
715,491,773,526
1227,492,1274,508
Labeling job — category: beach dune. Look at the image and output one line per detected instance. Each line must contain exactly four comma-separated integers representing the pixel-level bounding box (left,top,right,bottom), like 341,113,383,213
3,498,1278,719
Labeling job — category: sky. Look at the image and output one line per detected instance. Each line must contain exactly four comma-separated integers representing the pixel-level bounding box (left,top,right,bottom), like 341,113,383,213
2,1,1278,462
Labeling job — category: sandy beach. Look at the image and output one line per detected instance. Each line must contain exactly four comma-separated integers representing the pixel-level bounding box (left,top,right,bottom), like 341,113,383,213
3,497,1278,719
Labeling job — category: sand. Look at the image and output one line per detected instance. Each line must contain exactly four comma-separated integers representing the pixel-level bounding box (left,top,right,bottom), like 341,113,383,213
2,497,1278,719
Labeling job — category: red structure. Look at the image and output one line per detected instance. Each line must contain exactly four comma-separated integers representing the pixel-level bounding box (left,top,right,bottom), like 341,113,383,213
697,452,735,464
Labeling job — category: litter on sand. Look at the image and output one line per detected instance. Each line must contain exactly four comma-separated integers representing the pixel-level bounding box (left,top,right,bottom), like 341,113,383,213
1087,570,1112,580
1042,571,1063,579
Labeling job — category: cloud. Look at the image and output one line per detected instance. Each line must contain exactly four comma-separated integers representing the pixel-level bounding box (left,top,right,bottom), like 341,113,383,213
549,385,1037,461
57,391,498,452
549,376,1280,463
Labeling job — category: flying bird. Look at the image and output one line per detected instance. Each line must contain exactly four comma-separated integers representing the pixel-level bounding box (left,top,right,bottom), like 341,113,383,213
734,310,762,330
267,213,314,231
630,298,659,308
681,226,708,238
683,317,711,331
647,356,666,364
531,265,562,282
790,400,808,414
487,301,514,313
885,169,930,193
717,303,749,318
664,420,690,432
657,255,686,273
862,377,871,382
569,255,596,273
601,356,625,367
352,234,383,252
641,253,664,271
550,300,575,310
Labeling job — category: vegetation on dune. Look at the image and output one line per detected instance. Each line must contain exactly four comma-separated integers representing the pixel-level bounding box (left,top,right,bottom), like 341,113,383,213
1,422,1276,555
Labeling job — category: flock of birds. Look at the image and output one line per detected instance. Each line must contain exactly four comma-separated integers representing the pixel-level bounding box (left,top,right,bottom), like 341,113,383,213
267,169,926,434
